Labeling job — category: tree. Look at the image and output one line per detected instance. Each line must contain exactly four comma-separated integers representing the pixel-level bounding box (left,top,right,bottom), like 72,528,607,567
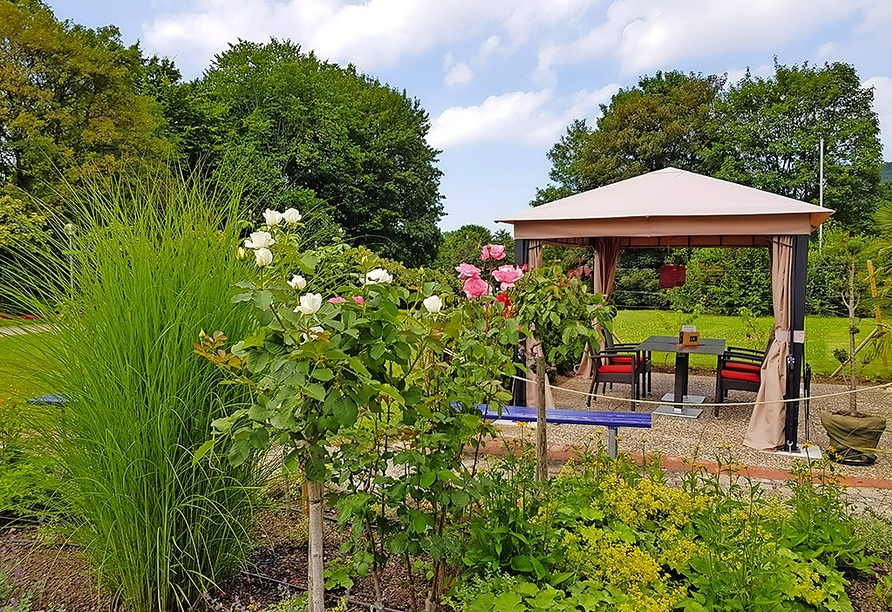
532,71,724,205
709,61,883,232
171,40,444,267
434,224,494,272
0,0,170,211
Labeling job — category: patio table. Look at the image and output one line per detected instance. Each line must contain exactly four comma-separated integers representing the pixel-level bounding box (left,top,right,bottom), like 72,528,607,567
634,335,726,418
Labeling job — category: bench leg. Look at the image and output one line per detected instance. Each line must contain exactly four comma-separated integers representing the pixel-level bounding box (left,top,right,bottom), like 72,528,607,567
608,426,618,458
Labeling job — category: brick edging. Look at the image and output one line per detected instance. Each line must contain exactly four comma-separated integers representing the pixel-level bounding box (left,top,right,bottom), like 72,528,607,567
466,436,892,490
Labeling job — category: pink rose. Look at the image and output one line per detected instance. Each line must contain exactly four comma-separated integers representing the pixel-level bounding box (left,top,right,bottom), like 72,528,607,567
480,245,490,261
487,244,506,260
492,265,524,290
352,296,364,305
455,262,482,280
462,276,491,299
328,297,346,304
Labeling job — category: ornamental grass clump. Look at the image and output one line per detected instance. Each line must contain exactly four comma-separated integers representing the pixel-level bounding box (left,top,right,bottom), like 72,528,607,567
28,174,265,612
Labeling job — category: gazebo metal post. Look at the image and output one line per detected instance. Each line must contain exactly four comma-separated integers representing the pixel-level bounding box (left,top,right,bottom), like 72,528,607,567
784,234,809,451
512,239,531,406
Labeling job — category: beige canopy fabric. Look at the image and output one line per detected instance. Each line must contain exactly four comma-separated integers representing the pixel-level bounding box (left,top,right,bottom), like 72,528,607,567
744,237,793,450
499,168,832,244
577,237,621,378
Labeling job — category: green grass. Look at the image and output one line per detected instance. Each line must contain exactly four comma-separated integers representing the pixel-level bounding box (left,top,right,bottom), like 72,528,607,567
612,309,891,379
0,332,58,402
10,172,268,612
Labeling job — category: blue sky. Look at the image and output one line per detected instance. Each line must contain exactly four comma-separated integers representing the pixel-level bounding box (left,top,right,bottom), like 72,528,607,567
48,0,892,231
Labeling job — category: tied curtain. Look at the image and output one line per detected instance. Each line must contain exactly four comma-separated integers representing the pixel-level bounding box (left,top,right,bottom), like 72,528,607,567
744,236,793,450
576,237,622,378
524,241,555,409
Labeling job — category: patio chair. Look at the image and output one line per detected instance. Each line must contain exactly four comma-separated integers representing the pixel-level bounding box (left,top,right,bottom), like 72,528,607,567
602,328,652,395
587,346,643,410
714,347,765,417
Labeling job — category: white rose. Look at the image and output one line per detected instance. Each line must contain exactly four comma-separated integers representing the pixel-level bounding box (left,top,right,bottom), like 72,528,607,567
263,209,283,226
363,267,393,285
309,326,324,334
294,293,323,315
282,208,302,224
244,231,275,249
254,248,273,267
423,295,442,313
288,275,307,290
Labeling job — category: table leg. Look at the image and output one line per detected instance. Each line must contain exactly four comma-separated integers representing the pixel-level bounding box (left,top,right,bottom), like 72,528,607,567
674,353,690,410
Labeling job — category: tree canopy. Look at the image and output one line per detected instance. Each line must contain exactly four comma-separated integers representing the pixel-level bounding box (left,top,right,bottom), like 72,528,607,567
533,71,724,206
534,63,885,231
0,0,169,242
166,40,444,266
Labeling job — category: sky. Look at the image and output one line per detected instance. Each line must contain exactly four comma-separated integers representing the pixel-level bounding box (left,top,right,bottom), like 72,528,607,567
47,0,892,232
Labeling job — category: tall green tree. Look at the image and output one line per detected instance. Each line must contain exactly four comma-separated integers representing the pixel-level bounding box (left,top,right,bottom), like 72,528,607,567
709,61,883,231
532,71,723,205
170,40,444,267
0,0,170,212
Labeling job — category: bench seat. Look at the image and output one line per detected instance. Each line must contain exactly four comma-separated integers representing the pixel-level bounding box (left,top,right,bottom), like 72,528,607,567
478,405,651,457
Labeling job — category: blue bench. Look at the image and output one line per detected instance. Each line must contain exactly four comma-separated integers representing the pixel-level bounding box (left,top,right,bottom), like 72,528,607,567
478,405,651,458
27,394,69,406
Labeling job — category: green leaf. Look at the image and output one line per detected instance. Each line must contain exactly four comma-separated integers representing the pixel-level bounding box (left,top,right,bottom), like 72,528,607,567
419,471,436,488
231,292,253,303
311,368,335,381
303,383,327,402
192,439,215,465
511,555,534,573
492,592,523,612
412,513,428,534
331,395,358,427
305,454,328,481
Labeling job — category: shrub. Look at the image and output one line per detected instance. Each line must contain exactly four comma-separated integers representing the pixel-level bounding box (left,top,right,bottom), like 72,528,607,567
25,173,267,612
667,248,771,316
0,399,60,523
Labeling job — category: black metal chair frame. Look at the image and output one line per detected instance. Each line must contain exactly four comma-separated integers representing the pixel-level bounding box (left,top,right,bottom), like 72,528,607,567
587,347,642,410
714,348,764,417
602,328,652,395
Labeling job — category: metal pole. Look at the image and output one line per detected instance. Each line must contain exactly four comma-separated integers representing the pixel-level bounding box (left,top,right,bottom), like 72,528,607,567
784,235,809,451
819,138,824,251
512,239,530,406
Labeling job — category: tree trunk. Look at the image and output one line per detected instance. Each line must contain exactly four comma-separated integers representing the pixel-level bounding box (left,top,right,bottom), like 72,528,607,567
535,355,548,482
307,479,325,612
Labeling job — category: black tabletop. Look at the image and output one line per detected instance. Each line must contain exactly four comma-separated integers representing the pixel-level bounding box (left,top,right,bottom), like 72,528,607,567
635,335,726,355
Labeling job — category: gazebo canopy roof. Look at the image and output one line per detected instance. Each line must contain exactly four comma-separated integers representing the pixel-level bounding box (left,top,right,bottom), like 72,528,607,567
498,168,834,248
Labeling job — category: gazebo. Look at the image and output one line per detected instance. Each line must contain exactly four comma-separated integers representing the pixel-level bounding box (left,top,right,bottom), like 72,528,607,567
497,168,833,452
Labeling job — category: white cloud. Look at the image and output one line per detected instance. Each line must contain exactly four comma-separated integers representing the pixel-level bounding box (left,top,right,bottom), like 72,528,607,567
445,62,474,86
536,0,869,79
863,76,892,156
428,83,618,149
143,0,601,75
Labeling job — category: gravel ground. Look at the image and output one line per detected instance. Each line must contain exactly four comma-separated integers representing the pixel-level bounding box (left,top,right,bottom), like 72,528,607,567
498,371,892,488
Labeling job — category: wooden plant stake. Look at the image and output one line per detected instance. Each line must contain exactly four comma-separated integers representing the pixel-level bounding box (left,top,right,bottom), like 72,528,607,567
536,354,548,481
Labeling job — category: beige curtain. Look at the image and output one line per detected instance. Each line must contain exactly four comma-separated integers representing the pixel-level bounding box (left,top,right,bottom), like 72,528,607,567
744,236,792,450
577,237,622,378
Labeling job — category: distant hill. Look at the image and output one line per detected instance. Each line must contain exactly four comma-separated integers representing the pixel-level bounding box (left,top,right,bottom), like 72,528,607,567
883,162,892,181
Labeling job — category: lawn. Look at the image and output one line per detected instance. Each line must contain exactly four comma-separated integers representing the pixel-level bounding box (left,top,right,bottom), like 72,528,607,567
0,331,57,403
612,309,890,379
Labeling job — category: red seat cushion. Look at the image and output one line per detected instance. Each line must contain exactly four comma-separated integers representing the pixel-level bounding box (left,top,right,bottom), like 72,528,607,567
721,369,760,383
598,364,633,374
610,356,633,364
724,361,761,373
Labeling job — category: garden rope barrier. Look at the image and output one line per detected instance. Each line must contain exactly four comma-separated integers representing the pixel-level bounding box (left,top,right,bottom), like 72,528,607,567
509,373,892,409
